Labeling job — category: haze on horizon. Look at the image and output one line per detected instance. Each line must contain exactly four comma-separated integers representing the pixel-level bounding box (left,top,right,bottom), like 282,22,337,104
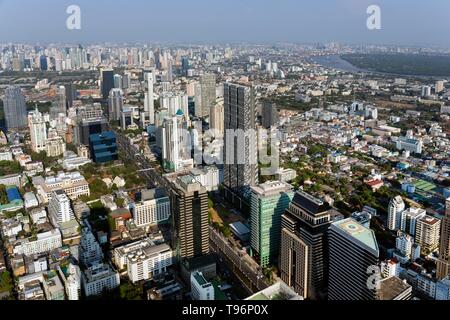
0,0,449,47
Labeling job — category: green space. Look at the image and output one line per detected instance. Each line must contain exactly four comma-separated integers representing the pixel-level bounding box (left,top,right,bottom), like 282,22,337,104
341,53,450,77
0,161,21,176
0,272,14,296
413,180,436,192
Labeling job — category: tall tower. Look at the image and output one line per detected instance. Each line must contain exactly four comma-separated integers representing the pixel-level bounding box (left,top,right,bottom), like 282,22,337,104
100,68,114,100
56,86,67,115
145,71,155,125
171,175,209,261
328,218,380,300
3,86,28,130
195,74,216,118
250,181,294,267
223,82,258,210
209,103,224,137
108,89,124,122
279,190,341,300
437,198,450,279
387,196,405,231
28,107,47,152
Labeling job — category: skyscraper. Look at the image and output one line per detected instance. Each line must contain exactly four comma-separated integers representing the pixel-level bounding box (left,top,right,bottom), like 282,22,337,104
209,103,224,137
56,86,67,115
145,71,155,125
3,86,28,130
108,88,124,122
261,102,279,129
48,190,75,226
437,198,450,280
250,181,294,267
388,196,405,231
40,55,48,71
161,113,193,172
100,68,115,100
279,190,342,300
328,218,380,300
28,107,47,152
195,74,216,118
113,74,123,89
223,82,258,210
65,83,77,110
171,175,209,261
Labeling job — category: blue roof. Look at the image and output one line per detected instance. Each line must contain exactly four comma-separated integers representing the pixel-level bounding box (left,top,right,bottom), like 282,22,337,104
175,109,184,116
90,131,116,142
6,186,21,202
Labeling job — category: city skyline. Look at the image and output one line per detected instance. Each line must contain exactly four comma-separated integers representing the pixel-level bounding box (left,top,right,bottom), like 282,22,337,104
0,0,450,47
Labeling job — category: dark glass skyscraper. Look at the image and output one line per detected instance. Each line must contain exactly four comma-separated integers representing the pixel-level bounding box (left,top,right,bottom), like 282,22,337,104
101,69,115,100
2,86,28,130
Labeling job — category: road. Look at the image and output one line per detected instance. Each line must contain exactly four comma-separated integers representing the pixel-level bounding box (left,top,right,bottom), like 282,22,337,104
210,226,271,293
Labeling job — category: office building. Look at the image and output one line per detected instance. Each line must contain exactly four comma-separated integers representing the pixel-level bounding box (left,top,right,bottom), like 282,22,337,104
28,107,47,152
415,216,441,253
250,181,294,267
438,198,450,279
46,136,66,157
65,83,76,110
55,86,66,114
195,74,216,118
262,102,279,129
191,271,214,301
279,190,342,300
400,207,426,236
129,188,171,228
75,117,109,146
89,131,118,164
113,74,122,89
388,196,405,231
209,103,224,137
3,86,28,130
108,88,124,122
48,190,75,226
100,68,115,100
40,55,48,71
328,218,380,300
171,175,209,261
126,243,173,283
223,82,258,209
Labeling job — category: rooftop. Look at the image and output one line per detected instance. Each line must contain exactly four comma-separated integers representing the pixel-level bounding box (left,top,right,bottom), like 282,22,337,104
332,218,379,256
377,276,411,300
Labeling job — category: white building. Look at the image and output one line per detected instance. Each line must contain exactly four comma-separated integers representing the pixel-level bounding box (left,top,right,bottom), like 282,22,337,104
24,192,39,209
129,188,171,228
396,136,423,154
28,108,47,153
191,271,214,301
415,216,441,253
189,166,222,192
45,136,66,158
48,190,75,226
58,263,81,300
33,171,90,203
81,263,120,297
126,244,173,283
145,71,155,124
388,196,405,231
13,229,62,256
275,168,297,183
79,222,103,268
400,207,426,236
159,91,188,118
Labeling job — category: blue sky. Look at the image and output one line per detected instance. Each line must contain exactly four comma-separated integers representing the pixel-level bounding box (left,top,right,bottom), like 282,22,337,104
0,0,449,45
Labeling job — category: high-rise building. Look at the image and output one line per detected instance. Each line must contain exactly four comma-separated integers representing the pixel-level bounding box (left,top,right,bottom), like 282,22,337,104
328,218,380,300
56,86,66,115
108,88,124,122
129,188,171,228
161,114,193,172
65,83,77,110
3,86,28,130
145,71,155,124
400,207,426,236
171,175,209,261
250,181,294,267
223,82,258,209
113,74,123,89
100,68,115,100
388,196,405,231
191,271,214,301
261,102,279,129
438,198,450,279
48,190,75,226
209,103,224,137
279,190,342,300
28,107,47,152
436,80,445,94
89,131,118,164
415,216,441,254
40,55,48,71
195,74,216,118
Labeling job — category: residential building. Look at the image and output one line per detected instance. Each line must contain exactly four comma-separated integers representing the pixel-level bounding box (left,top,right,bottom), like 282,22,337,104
415,216,441,253
108,88,124,122
250,181,294,267
81,263,120,297
401,207,426,236
3,86,28,129
437,198,450,279
28,108,47,152
13,229,62,256
48,190,75,226
388,196,405,231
